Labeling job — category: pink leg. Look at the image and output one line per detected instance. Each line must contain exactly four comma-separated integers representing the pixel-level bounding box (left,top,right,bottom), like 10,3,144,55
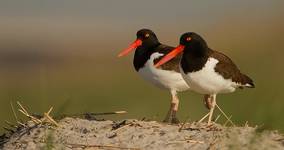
207,94,216,125
163,90,180,124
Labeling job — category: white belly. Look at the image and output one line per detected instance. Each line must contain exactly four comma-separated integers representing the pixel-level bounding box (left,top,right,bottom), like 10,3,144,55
138,52,189,92
180,57,237,94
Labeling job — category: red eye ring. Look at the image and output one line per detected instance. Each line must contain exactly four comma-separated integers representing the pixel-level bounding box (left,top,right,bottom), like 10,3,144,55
186,37,191,41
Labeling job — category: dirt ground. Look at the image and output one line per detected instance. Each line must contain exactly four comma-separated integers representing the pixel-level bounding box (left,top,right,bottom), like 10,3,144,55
1,117,284,150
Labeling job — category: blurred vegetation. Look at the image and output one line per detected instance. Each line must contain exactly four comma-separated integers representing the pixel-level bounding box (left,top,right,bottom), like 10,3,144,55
0,37,283,133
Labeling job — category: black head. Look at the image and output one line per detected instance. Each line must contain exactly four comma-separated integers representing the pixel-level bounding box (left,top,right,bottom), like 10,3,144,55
154,32,208,67
117,29,160,57
136,29,160,48
180,32,208,50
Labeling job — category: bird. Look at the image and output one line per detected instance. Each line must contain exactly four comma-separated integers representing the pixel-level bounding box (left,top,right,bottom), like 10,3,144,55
155,32,255,125
117,29,190,124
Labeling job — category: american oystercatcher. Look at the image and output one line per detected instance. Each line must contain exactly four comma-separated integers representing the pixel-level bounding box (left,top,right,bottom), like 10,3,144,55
118,29,190,123
155,32,255,125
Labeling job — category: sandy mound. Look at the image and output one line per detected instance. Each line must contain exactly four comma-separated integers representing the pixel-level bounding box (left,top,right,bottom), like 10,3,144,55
1,117,284,150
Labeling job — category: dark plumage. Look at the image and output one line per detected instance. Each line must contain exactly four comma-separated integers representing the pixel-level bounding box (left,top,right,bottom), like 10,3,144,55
211,51,255,88
133,29,181,72
155,32,255,125
134,44,181,72
118,29,190,124
180,32,254,88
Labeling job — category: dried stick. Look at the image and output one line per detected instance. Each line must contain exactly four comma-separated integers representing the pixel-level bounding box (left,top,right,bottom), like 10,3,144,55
84,110,127,116
67,143,140,150
167,139,204,144
179,116,190,132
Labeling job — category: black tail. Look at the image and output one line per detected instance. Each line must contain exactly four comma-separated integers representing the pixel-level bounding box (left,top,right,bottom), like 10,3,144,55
241,74,255,88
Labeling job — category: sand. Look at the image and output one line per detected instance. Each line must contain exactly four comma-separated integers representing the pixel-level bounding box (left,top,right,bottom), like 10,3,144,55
1,117,284,150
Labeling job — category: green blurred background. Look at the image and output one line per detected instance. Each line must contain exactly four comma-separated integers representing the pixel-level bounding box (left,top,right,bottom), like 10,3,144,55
0,0,283,133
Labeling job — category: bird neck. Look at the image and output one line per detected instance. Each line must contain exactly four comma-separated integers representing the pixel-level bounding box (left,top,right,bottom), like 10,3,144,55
181,44,211,73
184,42,209,58
133,43,161,71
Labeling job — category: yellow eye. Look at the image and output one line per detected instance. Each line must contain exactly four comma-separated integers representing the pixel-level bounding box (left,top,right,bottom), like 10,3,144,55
145,33,150,38
186,37,191,41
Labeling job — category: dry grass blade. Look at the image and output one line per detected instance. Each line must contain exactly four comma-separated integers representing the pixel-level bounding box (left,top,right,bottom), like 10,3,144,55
17,121,27,127
10,102,18,122
15,101,59,127
214,114,221,123
223,115,232,126
42,107,59,127
17,101,42,124
47,107,53,115
198,112,209,123
244,121,249,127
44,112,59,127
5,121,18,129
215,104,235,126
16,101,29,115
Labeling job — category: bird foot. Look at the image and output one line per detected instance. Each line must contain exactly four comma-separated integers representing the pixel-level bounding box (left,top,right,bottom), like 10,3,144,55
163,110,180,124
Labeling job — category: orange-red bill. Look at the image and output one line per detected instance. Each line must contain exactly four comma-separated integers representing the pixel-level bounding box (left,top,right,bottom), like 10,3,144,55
154,45,185,68
117,39,142,57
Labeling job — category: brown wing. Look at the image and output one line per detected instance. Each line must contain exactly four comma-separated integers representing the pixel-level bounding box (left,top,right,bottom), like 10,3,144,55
211,50,254,87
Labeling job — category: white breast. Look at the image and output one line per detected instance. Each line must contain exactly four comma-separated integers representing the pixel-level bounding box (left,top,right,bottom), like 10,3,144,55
138,52,189,92
181,57,237,94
